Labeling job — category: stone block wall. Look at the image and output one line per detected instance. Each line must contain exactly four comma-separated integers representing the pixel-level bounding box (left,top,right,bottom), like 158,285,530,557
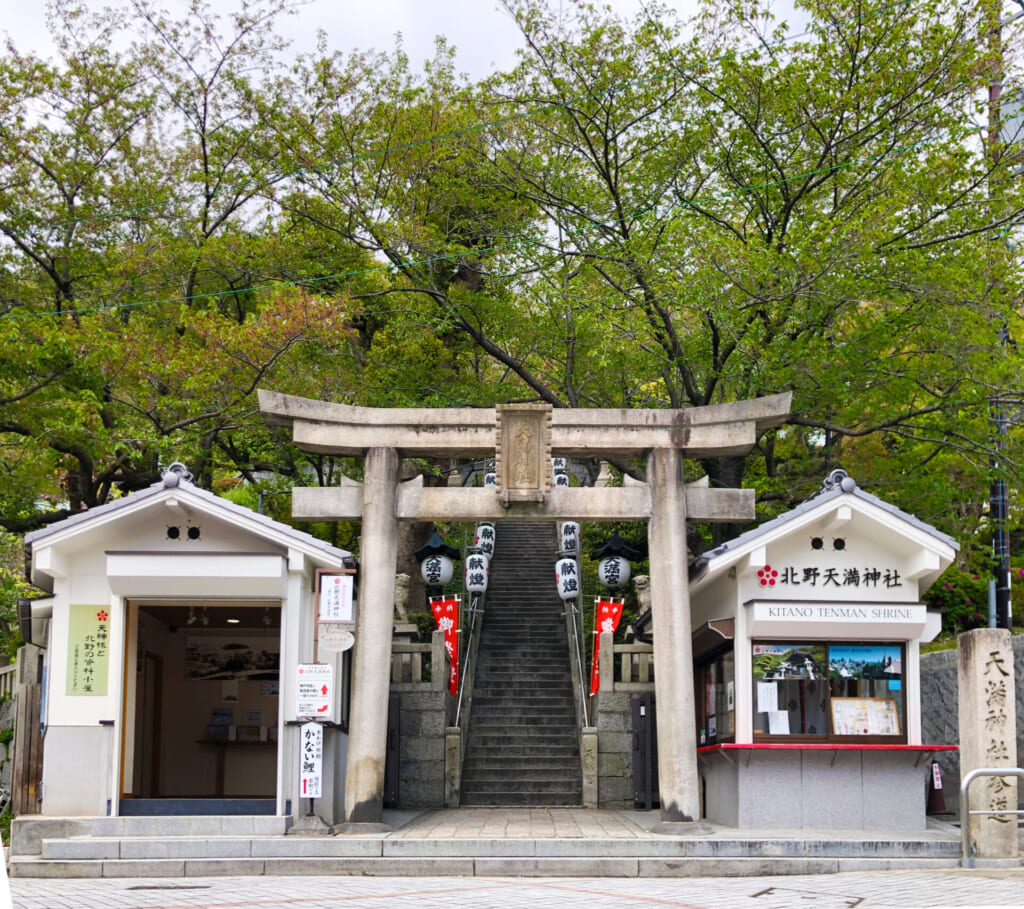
594,690,635,809
396,690,448,809
920,633,1024,809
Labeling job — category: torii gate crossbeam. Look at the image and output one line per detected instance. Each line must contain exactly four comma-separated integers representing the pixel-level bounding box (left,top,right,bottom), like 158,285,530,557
259,390,791,829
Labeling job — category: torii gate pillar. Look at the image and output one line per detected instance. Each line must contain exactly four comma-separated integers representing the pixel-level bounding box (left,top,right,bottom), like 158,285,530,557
338,447,399,830
647,447,699,823
259,389,791,828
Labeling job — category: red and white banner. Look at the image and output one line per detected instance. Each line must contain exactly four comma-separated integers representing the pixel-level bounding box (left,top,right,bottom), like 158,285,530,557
590,598,624,695
430,596,460,695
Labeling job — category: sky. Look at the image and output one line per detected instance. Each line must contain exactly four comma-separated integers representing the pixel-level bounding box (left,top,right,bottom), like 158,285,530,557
0,0,793,80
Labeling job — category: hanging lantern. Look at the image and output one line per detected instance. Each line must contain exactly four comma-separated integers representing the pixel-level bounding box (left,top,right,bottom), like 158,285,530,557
464,552,489,593
474,522,496,556
560,521,581,554
555,556,581,600
420,553,454,586
553,472,570,488
552,457,567,471
484,472,496,487
414,531,461,591
597,555,631,590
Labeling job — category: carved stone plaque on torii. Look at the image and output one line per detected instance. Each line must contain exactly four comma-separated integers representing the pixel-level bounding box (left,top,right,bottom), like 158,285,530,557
259,389,791,830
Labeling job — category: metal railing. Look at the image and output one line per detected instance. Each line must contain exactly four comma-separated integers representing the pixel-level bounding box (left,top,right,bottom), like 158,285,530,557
959,766,1024,868
454,592,484,728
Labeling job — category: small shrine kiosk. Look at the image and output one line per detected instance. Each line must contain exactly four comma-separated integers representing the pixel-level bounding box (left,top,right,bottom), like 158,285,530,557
21,464,353,823
685,470,958,829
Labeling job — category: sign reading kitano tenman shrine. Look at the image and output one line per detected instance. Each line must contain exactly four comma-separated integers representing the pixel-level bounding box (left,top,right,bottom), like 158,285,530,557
259,389,791,828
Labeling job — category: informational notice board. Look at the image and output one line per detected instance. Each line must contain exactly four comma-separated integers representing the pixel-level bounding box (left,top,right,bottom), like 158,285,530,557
66,604,111,696
300,721,323,799
296,663,333,718
831,697,901,736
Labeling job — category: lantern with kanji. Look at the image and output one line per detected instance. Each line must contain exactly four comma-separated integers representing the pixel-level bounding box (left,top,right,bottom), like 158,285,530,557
553,472,570,488
464,551,489,593
552,457,567,471
597,555,630,590
555,556,581,600
474,522,496,556
592,532,643,592
560,521,581,554
414,532,461,593
484,472,496,487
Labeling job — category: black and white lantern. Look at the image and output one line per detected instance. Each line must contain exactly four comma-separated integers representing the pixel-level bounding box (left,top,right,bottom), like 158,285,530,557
560,521,581,554
484,472,496,487
420,554,453,586
553,472,570,488
414,531,461,591
555,556,581,600
464,551,490,593
474,522,496,556
591,532,644,592
552,457,567,471
597,555,630,590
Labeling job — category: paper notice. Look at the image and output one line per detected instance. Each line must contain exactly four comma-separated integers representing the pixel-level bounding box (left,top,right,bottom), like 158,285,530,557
768,710,791,735
757,681,778,713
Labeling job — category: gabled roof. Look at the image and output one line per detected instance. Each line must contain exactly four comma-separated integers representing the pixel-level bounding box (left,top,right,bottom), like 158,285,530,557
26,464,350,571
690,470,958,585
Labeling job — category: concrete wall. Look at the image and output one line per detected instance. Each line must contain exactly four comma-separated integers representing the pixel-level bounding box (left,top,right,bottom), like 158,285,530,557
396,690,447,809
920,633,1024,810
701,749,927,830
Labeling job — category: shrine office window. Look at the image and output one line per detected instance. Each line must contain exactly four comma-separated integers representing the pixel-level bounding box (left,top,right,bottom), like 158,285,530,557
751,642,906,743
695,648,735,746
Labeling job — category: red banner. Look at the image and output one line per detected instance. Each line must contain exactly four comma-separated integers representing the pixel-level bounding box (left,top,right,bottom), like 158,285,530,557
430,596,460,695
590,598,624,695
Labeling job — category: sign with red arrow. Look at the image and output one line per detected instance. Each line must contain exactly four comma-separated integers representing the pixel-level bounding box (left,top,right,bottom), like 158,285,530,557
296,663,334,718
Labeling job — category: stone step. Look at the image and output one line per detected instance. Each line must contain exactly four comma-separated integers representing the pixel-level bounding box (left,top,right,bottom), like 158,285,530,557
10,828,973,877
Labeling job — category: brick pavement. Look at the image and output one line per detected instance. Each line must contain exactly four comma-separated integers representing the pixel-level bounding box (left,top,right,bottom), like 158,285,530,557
9,870,1024,909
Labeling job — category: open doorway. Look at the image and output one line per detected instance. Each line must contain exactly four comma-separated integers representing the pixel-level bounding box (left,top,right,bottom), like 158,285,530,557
122,600,281,815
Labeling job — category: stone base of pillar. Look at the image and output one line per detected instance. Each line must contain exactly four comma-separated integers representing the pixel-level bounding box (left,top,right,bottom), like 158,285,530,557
288,815,333,836
333,821,393,835
581,726,598,809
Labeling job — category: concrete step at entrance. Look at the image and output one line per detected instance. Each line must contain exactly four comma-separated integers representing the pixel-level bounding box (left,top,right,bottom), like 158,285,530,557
9,810,973,878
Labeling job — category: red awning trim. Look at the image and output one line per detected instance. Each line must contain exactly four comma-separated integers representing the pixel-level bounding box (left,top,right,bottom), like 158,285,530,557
697,742,958,753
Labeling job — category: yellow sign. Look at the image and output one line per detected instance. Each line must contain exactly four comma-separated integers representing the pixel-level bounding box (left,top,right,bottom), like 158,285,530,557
66,604,111,696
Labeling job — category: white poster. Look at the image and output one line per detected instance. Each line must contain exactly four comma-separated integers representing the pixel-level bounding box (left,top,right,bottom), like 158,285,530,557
768,710,791,735
757,681,778,713
296,663,333,717
300,721,323,799
319,574,354,623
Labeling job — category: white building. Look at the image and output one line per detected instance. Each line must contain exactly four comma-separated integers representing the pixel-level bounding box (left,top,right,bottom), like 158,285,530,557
22,464,353,824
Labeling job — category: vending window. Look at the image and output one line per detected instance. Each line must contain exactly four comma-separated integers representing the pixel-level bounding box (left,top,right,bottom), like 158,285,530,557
752,641,906,742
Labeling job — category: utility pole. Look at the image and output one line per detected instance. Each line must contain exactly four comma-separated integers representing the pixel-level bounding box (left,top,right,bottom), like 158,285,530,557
986,0,1019,630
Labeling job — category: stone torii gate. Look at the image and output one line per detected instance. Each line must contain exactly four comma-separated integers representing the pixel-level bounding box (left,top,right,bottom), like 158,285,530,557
260,390,791,829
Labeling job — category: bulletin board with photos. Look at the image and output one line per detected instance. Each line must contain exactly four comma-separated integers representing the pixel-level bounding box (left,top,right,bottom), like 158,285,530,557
752,641,906,742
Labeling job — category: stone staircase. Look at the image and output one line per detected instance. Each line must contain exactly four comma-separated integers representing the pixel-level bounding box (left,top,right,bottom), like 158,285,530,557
461,522,583,807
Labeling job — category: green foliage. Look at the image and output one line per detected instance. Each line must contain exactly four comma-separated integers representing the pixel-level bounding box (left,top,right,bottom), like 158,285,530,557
924,565,993,637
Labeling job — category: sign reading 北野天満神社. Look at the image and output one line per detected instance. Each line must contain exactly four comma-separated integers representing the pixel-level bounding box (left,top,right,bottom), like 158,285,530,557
66,604,111,696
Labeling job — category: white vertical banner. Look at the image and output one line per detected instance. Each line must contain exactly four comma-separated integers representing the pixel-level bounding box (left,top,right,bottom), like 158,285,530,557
300,721,323,800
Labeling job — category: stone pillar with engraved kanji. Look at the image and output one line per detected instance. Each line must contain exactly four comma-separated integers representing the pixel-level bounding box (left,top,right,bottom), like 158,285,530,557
958,628,1019,859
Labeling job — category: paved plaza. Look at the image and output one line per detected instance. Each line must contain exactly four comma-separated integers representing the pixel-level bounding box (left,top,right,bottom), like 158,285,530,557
9,869,1024,909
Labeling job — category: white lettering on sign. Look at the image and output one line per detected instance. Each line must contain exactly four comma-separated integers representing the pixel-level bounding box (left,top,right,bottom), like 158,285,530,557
300,721,323,799
296,663,333,717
